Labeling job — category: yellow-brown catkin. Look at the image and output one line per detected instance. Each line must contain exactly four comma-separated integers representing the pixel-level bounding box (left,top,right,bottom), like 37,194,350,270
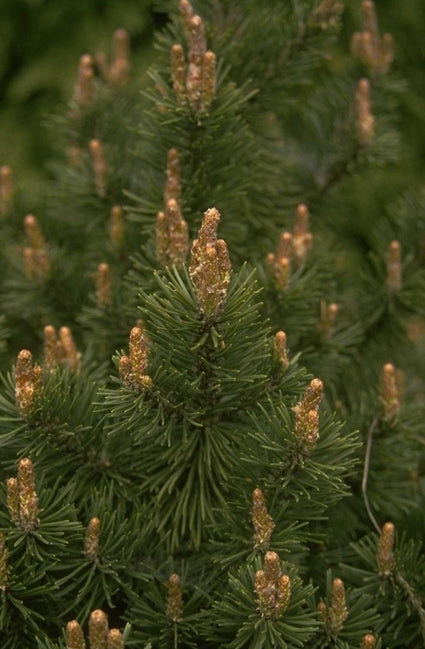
156,198,189,268
312,0,344,29
89,139,108,197
84,517,101,562
377,521,395,576
317,600,328,623
175,1,216,114
15,349,43,416
96,263,113,307
109,205,125,252
360,634,376,649
267,232,292,292
273,331,290,373
252,488,275,550
386,240,402,293
17,457,40,531
350,1,393,74
44,325,59,370
189,208,231,318
108,28,130,87
328,578,348,634
59,326,82,373
380,363,400,420
318,301,339,340
129,326,148,378
0,530,7,591
171,44,186,100
293,378,324,455
23,214,50,280
107,629,124,649
202,51,216,111
66,620,86,649
24,247,51,280
164,148,182,204
179,0,195,37
6,477,20,526
89,609,109,649
167,573,183,623
255,551,291,620
355,79,374,147
120,326,152,391
74,54,95,112
0,165,13,217
293,204,313,265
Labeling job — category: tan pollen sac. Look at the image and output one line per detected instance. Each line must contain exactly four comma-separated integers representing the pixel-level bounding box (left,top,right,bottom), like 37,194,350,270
59,326,82,373
109,205,125,253
14,349,43,416
267,232,292,293
350,1,394,74
292,378,324,455
96,262,113,307
6,477,20,526
108,28,131,87
0,165,13,217
17,457,40,532
24,214,46,250
276,232,293,261
175,1,216,114
318,301,339,341
255,551,291,620
171,44,186,101
179,0,195,43
377,521,395,576
201,50,216,111
120,326,152,391
164,148,182,204
379,362,400,420
273,330,290,373
360,634,376,649
0,531,7,591
66,620,86,649
252,488,275,550
166,573,184,623
292,204,313,265
23,215,50,280
84,517,101,562
24,247,51,280
156,198,189,268
186,15,207,113
328,578,348,634
74,54,95,113
189,208,232,319
312,0,344,29
386,240,402,293
89,609,109,649
107,628,124,649
355,78,375,147
43,325,60,370
89,139,108,197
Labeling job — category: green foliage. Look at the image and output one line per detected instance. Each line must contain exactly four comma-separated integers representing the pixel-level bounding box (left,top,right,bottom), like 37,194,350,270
0,1,425,648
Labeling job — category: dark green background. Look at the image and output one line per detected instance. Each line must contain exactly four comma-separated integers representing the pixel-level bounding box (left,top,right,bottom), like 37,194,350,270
0,0,424,192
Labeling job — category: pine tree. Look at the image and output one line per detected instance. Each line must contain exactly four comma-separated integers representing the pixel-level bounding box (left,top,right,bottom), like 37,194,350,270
1,1,425,648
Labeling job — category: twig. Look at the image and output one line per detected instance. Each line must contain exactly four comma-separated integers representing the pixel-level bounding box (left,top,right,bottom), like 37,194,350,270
395,571,425,646
361,416,381,534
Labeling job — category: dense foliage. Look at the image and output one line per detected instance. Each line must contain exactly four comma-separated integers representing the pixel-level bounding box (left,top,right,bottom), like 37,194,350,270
1,1,425,648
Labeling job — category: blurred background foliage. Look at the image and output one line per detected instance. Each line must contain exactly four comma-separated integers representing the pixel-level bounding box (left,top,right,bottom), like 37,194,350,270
0,0,164,194
0,0,424,198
